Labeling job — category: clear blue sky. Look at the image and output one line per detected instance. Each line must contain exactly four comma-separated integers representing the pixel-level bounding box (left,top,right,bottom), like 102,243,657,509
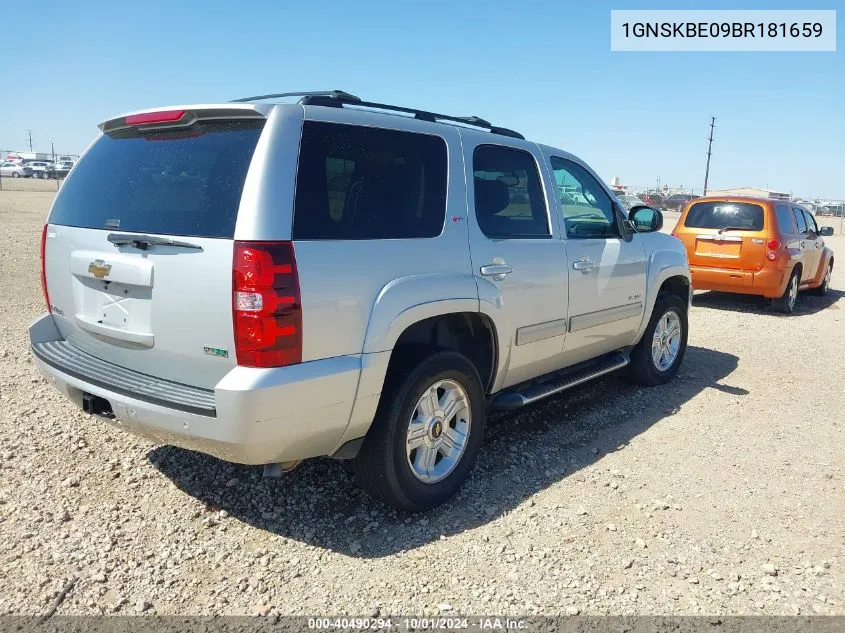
1,0,842,197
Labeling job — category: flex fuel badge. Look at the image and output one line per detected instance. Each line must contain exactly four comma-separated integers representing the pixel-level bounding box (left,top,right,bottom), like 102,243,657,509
203,346,229,359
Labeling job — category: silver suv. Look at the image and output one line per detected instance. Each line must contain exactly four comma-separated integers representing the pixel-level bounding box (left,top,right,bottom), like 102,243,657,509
30,91,691,511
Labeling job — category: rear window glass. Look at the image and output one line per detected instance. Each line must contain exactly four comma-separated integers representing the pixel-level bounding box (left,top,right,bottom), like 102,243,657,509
292,121,447,240
48,120,264,238
684,201,764,231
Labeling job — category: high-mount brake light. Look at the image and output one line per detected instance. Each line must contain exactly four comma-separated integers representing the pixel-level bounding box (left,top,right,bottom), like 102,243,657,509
232,241,302,368
125,110,186,126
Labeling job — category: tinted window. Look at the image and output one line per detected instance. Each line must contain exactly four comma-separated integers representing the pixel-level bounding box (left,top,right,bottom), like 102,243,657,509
472,145,548,239
775,204,795,234
684,202,764,230
551,156,617,238
793,208,807,233
292,122,447,240
49,120,264,238
803,210,818,234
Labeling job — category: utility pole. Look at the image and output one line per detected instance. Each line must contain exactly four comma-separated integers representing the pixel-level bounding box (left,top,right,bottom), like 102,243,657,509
703,116,716,196
26,129,35,152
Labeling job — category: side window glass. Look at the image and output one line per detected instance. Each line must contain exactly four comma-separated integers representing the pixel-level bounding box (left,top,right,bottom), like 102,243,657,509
550,156,618,239
472,145,549,239
775,204,794,234
793,208,807,234
803,210,818,235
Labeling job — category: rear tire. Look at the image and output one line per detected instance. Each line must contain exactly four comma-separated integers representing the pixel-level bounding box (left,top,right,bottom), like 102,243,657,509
626,294,688,386
810,262,832,297
11,171,19,178
354,350,486,512
773,268,800,313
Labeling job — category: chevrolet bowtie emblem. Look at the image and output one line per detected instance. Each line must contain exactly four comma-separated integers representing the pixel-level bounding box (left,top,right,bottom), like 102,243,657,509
88,260,112,279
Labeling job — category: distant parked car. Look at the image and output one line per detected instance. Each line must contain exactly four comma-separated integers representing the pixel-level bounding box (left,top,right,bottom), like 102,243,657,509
663,193,700,212
615,193,645,211
26,161,54,179
641,192,664,208
0,161,33,178
53,161,74,177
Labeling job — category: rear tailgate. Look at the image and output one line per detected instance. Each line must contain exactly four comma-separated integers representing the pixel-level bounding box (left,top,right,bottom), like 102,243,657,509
44,108,266,390
681,201,766,270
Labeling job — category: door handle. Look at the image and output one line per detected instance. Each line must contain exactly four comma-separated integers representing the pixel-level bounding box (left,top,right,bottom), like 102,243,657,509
480,264,513,278
572,260,597,272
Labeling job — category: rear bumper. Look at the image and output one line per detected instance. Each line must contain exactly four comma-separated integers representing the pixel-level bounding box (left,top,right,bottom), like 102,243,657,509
28,313,361,465
689,264,787,299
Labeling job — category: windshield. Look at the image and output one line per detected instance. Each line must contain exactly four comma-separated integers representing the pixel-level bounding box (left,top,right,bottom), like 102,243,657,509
684,201,765,230
48,120,264,238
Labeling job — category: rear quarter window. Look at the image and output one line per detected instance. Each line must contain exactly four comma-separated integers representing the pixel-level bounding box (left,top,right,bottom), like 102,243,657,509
48,120,265,238
684,201,764,231
775,204,795,234
292,121,448,240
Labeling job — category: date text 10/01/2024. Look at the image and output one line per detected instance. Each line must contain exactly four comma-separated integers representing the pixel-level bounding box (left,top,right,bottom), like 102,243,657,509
307,617,527,630
621,22,823,38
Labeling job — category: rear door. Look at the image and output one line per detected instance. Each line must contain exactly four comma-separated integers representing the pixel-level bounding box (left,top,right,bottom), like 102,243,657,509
44,110,267,389
681,201,766,270
791,207,815,282
800,209,822,281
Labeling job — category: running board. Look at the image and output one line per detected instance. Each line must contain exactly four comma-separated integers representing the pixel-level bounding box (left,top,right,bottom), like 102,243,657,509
489,351,629,411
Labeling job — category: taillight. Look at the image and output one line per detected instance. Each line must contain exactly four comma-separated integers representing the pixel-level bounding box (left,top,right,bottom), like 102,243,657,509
232,241,301,368
40,224,50,312
767,239,780,250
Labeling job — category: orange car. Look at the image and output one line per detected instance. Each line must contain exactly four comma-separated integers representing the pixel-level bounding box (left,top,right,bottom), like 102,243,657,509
671,197,834,313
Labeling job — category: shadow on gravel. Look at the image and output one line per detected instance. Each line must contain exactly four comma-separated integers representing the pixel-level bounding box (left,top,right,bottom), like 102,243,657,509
151,344,741,558
693,288,843,316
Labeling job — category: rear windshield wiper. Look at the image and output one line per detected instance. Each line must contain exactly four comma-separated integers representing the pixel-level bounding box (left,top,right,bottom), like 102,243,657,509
717,226,748,234
107,233,203,250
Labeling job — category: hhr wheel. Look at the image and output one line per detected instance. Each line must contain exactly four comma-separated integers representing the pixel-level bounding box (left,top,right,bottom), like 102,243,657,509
354,351,485,511
626,294,688,386
810,263,832,297
773,269,800,313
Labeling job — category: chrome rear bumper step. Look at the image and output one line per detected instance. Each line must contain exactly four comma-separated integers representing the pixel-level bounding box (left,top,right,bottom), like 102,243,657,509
31,340,216,416
490,351,629,411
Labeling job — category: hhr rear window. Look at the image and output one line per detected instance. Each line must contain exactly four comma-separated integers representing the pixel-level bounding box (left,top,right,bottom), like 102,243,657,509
48,120,265,238
684,202,764,231
292,121,448,240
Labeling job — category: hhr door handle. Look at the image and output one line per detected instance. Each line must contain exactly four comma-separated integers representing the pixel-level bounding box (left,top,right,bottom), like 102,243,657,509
572,260,597,272
480,264,513,279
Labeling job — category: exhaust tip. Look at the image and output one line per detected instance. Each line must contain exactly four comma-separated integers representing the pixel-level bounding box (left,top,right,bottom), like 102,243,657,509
262,460,301,478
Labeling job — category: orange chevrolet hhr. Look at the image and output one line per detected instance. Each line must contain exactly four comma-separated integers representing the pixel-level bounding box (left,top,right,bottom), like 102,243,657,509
672,197,835,313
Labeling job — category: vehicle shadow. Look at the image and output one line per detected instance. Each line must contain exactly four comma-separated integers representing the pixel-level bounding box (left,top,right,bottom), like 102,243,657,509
150,345,742,558
692,288,844,316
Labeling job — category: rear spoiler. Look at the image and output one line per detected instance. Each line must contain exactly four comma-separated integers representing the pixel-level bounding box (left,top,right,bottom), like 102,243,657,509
99,104,268,134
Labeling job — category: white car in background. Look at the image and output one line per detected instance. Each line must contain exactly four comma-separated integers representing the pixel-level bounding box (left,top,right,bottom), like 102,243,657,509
0,161,33,178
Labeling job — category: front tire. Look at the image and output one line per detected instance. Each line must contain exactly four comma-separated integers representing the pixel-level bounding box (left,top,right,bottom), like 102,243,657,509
354,350,486,512
626,294,688,386
773,268,800,313
11,171,19,178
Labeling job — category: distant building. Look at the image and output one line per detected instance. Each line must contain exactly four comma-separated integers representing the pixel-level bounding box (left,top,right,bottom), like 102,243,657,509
705,187,790,200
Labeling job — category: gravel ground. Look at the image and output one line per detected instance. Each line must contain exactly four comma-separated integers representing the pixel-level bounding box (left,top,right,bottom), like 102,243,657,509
0,181,842,618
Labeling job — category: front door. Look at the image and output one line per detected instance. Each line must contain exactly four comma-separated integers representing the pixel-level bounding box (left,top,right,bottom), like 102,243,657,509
792,207,817,282
800,208,822,281
545,155,648,366
464,138,570,389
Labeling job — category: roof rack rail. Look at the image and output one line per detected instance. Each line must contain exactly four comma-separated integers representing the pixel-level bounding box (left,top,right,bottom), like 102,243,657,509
230,90,361,104
231,90,524,140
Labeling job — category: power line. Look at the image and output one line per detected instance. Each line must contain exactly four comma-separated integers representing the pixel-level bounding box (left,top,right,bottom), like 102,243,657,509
703,117,716,196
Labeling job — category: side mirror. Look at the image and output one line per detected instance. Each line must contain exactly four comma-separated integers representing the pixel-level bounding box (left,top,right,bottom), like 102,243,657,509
629,205,663,233
819,226,834,237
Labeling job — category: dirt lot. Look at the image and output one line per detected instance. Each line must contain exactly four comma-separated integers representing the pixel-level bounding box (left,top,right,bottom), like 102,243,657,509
0,180,842,617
